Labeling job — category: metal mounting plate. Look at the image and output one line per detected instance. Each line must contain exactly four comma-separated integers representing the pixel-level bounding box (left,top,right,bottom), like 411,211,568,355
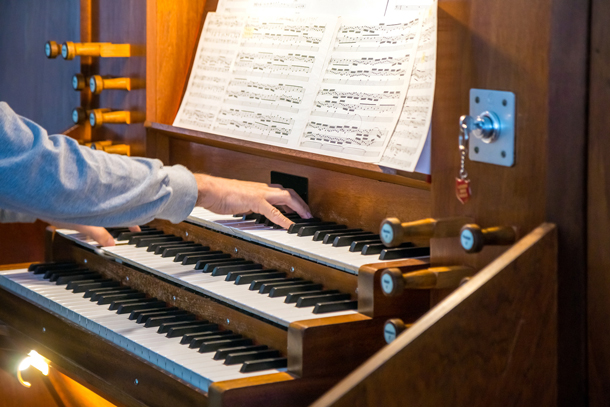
469,89,516,167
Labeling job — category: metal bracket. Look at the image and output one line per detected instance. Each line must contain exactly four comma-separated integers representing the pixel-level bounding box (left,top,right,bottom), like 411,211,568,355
468,89,516,167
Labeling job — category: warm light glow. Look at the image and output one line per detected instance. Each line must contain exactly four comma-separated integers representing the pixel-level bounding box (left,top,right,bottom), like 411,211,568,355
16,350,50,388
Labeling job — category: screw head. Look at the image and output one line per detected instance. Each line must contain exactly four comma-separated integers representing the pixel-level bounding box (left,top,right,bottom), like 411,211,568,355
474,146,479,153
173,296,176,301
290,267,295,273
84,259,87,264
185,232,189,237
134,379,139,385
475,96,480,103
502,99,507,106
234,248,238,253
501,150,506,158
226,318,230,324
126,276,130,281
42,327,46,333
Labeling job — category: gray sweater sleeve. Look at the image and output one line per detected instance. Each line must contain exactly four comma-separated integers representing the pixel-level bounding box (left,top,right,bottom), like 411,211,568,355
0,102,198,226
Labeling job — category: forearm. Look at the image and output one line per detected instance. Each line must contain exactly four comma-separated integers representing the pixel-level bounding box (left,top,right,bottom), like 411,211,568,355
0,102,198,226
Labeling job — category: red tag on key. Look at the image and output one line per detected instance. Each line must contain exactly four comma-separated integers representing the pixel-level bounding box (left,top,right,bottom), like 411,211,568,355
456,178,471,204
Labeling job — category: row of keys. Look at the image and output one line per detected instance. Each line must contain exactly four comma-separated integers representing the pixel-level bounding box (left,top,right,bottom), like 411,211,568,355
188,207,431,274
28,262,287,373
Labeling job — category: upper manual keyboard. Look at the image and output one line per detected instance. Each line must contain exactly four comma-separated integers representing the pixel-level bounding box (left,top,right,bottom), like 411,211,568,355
188,207,430,274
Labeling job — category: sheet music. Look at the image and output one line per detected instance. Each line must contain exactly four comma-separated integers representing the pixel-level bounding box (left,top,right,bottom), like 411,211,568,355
174,14,245,131
211,14,337,146
298,13,422,161
217,0,391,17
379,0,436,171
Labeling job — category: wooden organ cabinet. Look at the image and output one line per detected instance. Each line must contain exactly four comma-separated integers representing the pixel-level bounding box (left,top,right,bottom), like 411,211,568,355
1,0,608,406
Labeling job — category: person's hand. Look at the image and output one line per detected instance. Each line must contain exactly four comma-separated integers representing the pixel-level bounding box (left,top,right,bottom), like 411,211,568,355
194,174,312,229
49,222,140,247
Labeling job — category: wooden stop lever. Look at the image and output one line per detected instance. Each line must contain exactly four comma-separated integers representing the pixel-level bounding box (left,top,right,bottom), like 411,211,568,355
89,109,142,128
89,75,133,95
44,41,61,59
61,42,132,60
380,266,475,297
383,319,411,344
459,224,518,253
380,216,473,247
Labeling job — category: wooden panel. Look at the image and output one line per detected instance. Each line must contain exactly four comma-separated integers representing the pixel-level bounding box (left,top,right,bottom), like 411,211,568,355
93,0,147,156
311,223,557,407
588,0,610,403
431,0,588,403
146,0,209,126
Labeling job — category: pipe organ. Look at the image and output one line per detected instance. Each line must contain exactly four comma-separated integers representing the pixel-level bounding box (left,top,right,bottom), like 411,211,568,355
0,0,604,406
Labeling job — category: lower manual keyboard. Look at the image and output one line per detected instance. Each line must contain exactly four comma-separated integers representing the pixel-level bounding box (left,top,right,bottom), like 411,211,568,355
57,228,359,327
0,264,287,392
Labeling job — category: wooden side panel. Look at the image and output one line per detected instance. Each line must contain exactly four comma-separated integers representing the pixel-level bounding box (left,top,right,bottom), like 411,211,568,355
311,223,557,407
588,0,610,403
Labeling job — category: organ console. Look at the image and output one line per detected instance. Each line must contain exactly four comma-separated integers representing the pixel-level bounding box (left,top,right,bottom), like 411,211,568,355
0,0,603,406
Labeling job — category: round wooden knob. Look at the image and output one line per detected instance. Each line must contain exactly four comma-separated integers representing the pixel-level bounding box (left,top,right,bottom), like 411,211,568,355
89,75,104,94
72,107,87,124
89,109,103,127
72,74,86,91
45,41,60,59
460,224,484,253
380,218,403,247
383,319,407,344
61,41,76,60
379,268,405,297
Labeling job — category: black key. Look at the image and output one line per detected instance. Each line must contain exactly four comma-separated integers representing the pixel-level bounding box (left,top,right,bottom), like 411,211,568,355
97,292,146,305
211,263,262,277
106,227,130,238
35,264,81,275
162,245,208,257
136,309,187,324
117,300,167,314
249,278,296,291
189,333,240,348
379,246,430,260
157,320,211,335
29,262,75,272
349,239,383,252
254,214,267,224
86,286,133,299
45,267,89,280
56,273,101,285
297,224,346,237
313,300,358,314
166,323,221,338
65,278,98,290
69,279,117,292
183,330,233,346
314,228,362,242
285,289,339,304
224,349,281,365
199,338,252,353
159,321,218,338
118,230,163,241
144,313,196,328
333,234,379,247
129,307,178,320
241,213,257,221
240,357,287,372
269,283,322,298
202,259,247,273
147,241,197,253
228,270,283,283
214,345,268,360
286,218,323,234
193,254,233,269
180,251,225,264
109,297,158,311
361,243,385,255
134,236,182,248
156,242,202,255
296,293,351,308
259,280,305,294
324,231,370,245
128,233,173,244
